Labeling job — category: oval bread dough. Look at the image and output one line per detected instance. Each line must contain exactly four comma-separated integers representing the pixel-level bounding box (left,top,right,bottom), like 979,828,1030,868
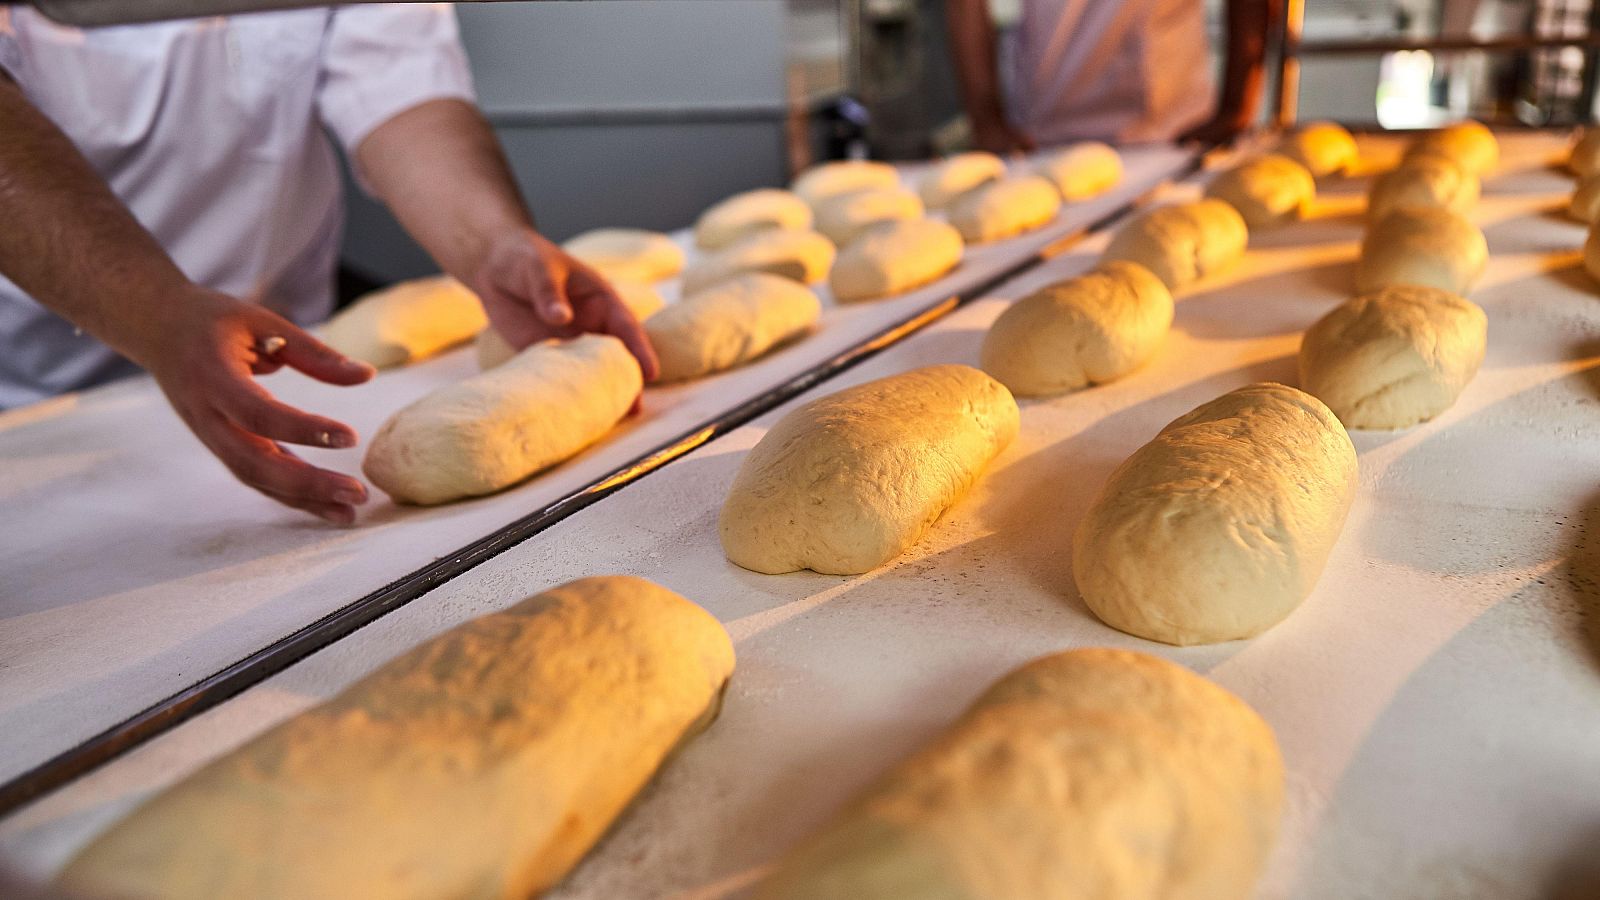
980,261,1173,397
829,218,964,302
319,276,486,369
1367,153,1479,222
791,159,901,206
475,279,664,370
1034,141,1123,200
721,365,1018,575
755,648,1284,900
681,229,836,295
1570,127,1600,177
1203,154,1316,229
58,575,734,900
694,188,813,250
1569,173,1600,223
364,334,641,505
1299,285,1487,429
918,151,1006,208
1404,121,1498,176
1357,206,1486,295
1072,382,1358,645
1582,220,1600,284
1101,198,1248,291
1277,121,1359,177
648,273,821,382
563,228,686,283
948,174,1062,243
814,186,925,245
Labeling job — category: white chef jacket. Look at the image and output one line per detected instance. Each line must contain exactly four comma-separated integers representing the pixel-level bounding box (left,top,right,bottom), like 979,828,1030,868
1003,0,1214,146
0,5,476,408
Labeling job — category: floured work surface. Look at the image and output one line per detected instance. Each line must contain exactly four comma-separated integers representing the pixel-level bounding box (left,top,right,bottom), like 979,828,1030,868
0,145,1194,789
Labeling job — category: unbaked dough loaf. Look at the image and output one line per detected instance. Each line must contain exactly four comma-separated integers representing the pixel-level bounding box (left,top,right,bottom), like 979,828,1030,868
1277,121,1359,177
320,276,487,369
829,218,964,302
1570,127,1600,177
755,648,1284,900
1203,154,1316,229
681,229,836,295
1357,206,1486,295
1034,141,1123,201
1101,198,1248,291
694,188,813,251
364,334,640,505
1404,121,1498,176
648,273,821,382
721,365,1018,575
948,174,1062,243
814,186,925,245
1299,285,1487,429
1367,152,1479,222
918,151,1006,208
1569,173,1600,223
791,159,901,207
1072,382,1358,645
563,228,686,283
980,261,1172,397
475,279,664,370
58,575,735,900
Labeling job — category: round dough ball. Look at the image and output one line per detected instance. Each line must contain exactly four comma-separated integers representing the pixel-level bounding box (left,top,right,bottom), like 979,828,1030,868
1404,121,1498,176
1203,154,1316,229
830,218,964,302
1299,285,1486,430
1569,173,1600,223
1357,206,1486,295
1569,127,1600,177
980,261,1172,397
948,175,1062,243
563,228,685,283
681,229,836,295
1367,153,1479,222
814,186,925,245
1583,221,1600,284
648,273,820,382
791,160,901,207
1277,121,1358,177
918,152,1006,209
1035,141,1124,200
1101,198,1248,291
694,188,813,251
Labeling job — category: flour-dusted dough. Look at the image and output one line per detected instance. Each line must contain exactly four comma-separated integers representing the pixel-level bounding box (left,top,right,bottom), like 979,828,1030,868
1034,140,1123,201
319,276,486,369
694,188,814,251
648,273,821,382
948,174,1062,243
1367,152,1480,222
1357,206,1487,295
1570,127,1600,176
474,280,664,371
681,229,836,295
814,186,925,245
563,228,686,283
980,261,1172,397
1277,121,1359,177
721,365,1018,575
791,159,901,207
1101,198,1248,292
1299,285,1487,429
829,218,964,302
918,151,1006,208
58,575,735,900
1073,383,1358,645
1570,173,1600,223
755,648,1284,900
1203,154,1316,229
364,334,640,505
1404,121,1499,176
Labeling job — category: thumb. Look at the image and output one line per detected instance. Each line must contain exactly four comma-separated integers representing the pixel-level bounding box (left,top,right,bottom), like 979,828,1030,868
272,320,375,386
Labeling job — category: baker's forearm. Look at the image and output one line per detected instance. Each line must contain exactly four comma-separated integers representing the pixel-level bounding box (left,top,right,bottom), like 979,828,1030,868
356,99,533,281
945,0,1008,131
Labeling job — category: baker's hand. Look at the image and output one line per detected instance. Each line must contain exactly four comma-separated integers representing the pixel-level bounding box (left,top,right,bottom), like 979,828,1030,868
1179,114,1248,148
469,226,660,382
973,117,1036,156
139,289,375,525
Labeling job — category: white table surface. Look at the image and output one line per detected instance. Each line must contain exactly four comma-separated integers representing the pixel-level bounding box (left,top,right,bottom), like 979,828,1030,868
4,132,1598,898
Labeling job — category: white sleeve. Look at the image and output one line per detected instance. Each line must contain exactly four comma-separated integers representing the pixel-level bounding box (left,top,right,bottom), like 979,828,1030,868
317,3,478,157
0,9,23,82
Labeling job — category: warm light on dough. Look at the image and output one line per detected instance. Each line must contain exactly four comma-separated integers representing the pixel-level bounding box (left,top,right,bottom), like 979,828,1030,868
1203,154,1316,230
791,159,901,206
1367,153,1479,223
694,188,813,251
756,648,1284,900
1034,141,1124,200
681,229,836,295
475,280,663,370
319,275,486,369
1569,173,1600,223
1100,198,1248,292
948,175,1062,243
721,365,1018,575
1404,121,1498,176
829,218,964,302
647,273,821,382
814,186,925,245
563,228,686,283
1277,121,1359,177
1582,220,1600,284
1357,206,1486,295
1570,127,1600,177
58,576,735,900
1072,383,1358,646
918,151,1006,208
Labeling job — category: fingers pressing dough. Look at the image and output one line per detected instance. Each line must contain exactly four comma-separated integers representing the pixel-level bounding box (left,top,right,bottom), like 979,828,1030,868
648,273,821,382
829,218,964,302
1101,199,1248,292
1203,154,1316,230
695,188,814,251
1357,206,1486,295
948,175,1062,243
320,276,486,369
475,279,663,371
